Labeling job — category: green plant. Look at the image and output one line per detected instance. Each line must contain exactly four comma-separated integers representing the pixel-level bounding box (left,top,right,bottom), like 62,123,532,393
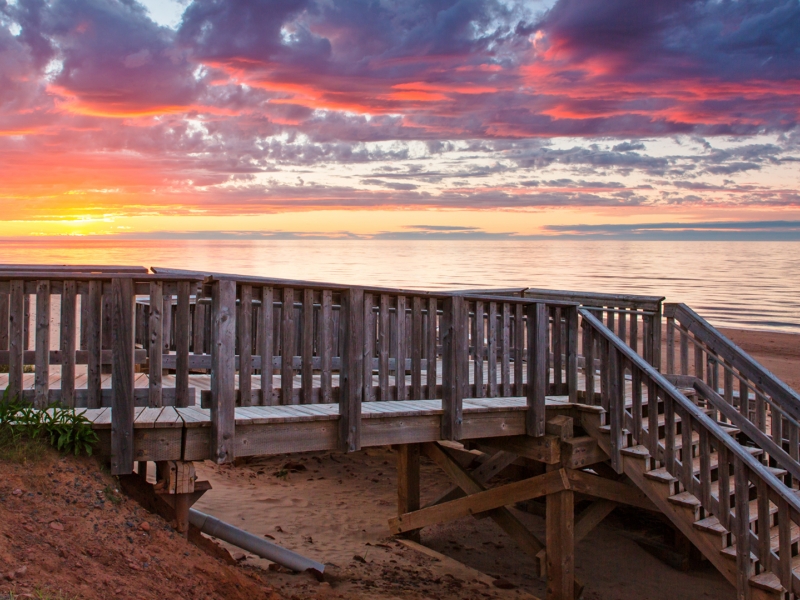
0,390,98,457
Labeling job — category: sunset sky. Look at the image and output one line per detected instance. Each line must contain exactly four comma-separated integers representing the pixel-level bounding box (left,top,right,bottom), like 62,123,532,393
1,0,799,239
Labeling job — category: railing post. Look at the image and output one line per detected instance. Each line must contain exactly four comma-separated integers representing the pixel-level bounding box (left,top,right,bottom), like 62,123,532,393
665,315,675,374
60,280,77,408
175,281,191,408
86,281,102,409
339,287,364,452
526,302,547,437
148,281,163,408
34,280,51,409
650,302,662,371
210,278,236,464
441,295,465,440
7,280,24,402
608,345,624,473
566,305,579,403
110,277,135,476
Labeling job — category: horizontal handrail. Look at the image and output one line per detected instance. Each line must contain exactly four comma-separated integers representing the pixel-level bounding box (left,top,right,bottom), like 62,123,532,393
690,377,800,482
666,302,800,422
0,264,149,273
579,308,800,514
0,272,202,281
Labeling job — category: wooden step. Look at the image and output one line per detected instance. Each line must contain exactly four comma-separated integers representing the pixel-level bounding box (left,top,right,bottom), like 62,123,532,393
694,498,779,535
749,571,785,595
721,523,800,562
645,447,764,484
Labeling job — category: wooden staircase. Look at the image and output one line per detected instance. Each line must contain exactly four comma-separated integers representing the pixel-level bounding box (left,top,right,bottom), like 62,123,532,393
579,308,800,600
582,403,796,599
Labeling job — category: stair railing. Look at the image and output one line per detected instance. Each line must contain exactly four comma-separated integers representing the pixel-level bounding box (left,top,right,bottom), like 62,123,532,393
665,303,800,475
581,308,800,597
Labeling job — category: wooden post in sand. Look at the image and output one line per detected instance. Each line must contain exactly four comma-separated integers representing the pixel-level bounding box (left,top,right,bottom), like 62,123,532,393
396,444,421,543
546,466,575,600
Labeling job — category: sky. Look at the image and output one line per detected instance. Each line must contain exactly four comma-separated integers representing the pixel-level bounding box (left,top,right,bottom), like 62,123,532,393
1,0,799,240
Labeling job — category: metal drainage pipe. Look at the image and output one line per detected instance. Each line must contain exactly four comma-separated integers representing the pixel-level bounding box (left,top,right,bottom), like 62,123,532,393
189,508,325,574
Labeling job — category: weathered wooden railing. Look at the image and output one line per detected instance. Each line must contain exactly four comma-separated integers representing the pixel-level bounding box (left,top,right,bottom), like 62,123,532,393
582,308,800,597
149,269,582,455
458,286,664,411
665,303,800,483
2,266,587,474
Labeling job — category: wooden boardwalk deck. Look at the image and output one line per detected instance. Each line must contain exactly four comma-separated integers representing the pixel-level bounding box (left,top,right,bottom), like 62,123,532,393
78,396,596,462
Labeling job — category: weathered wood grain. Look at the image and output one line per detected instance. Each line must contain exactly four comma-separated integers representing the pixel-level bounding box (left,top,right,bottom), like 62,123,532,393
339,287,364,452
111,277,135,475
210,279,236,464
148,281,163,408
86,280,103,409
34,280,50,408
527,303,548,437
60,280,77,407
175,281,191,408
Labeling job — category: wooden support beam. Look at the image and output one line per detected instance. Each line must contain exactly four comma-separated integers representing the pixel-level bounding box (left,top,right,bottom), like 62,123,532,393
560,436,608,469
546,415,573,440
427,449,519,508
60,280,77,408
574,500,616,544
210,279,236,464
396,444,421,542
480,434,561,464
389,468,567,534
566,470,657,511
419,442,548,566
546,475,575,600
175,281,191,408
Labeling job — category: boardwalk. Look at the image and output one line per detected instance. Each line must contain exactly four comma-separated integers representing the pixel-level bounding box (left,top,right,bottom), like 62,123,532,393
2,264,800,600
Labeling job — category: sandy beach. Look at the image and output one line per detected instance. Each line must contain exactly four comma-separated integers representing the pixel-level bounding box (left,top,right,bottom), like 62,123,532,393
187,326,799,599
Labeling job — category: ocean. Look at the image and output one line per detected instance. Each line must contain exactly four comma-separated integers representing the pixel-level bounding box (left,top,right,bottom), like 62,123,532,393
1,238,798,332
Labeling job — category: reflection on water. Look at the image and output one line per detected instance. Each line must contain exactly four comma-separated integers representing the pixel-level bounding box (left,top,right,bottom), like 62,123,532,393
1,239,798,332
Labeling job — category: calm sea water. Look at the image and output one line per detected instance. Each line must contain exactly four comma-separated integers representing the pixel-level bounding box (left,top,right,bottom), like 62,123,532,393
1,239,798,332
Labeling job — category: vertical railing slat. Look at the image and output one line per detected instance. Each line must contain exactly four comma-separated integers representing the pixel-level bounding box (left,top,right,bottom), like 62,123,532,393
302,288,314,404
319,289,332,404
514,303,524,397
488,302,497,397
148,282,163,408
473,300,484,398
608,346,623,473
501,303,511,397
583,317,594,403
175,281,191,408
553,306,563,394
86,281,102,409
734,458,752,598
395,296,407,401
259,286,274,405
210,279,236,464
427,298,438,400
566,306,578,403
364,293,375,403
60,280,77,408
281,288,295,405
110,277,135,475
34,280,51,408
379,294,390,401
411,297,422,399
666,316,675,374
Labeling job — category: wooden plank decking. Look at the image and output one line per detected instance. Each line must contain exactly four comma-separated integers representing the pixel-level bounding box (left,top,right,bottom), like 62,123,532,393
75,396,598,463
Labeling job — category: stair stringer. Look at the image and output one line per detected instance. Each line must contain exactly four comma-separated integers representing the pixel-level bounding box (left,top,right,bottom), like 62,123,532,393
580,412,744,592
